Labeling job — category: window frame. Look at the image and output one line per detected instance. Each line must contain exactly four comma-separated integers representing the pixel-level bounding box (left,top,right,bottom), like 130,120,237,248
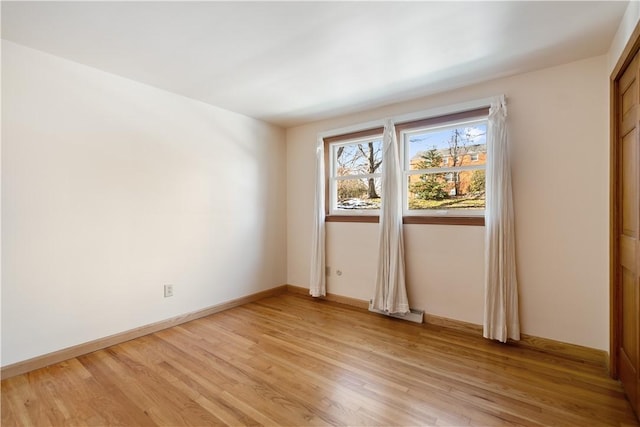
324,127,384,220
399,112,488,220
324,107,489,226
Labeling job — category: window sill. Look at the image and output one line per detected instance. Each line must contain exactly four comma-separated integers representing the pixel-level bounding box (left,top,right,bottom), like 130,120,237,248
403,216,484,226
326,215,379,223
325,215,485,226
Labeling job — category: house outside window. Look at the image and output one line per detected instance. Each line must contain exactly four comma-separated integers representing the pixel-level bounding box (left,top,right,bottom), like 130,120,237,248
398,108,488,218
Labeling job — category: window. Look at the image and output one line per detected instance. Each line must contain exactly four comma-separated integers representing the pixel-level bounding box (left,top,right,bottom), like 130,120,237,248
324,107,488,225
325,129,384,216
400,111,487,218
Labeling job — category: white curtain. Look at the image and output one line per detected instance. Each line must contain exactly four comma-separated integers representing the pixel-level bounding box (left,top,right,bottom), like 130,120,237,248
310,137,326,297
371,119,410,314
484,96,520,342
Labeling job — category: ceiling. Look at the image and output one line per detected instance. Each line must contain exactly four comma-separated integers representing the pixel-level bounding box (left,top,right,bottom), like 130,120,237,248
1,1,628,128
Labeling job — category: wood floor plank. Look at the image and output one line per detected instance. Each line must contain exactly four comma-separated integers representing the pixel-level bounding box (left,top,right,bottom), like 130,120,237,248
2,292,638,426
224,301,625,424
252,296,626,419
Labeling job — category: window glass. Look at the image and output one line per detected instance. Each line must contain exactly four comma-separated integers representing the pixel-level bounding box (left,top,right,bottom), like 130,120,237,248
405,121,487,214
329,137,383,214
337,177,382,210
323,107,489,224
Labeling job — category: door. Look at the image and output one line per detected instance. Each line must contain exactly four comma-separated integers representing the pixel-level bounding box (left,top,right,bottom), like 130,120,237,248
616,50,640,418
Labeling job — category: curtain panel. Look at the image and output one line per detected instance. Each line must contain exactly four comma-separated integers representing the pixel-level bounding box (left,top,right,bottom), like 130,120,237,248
371,119,410,314
483,96,520,342
310,137,326,297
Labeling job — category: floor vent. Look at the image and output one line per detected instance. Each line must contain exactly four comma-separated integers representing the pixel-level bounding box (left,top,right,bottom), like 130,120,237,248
368,303,424,324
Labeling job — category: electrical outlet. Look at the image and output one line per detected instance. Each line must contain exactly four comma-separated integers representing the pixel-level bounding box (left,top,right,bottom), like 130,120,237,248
164,284,174,298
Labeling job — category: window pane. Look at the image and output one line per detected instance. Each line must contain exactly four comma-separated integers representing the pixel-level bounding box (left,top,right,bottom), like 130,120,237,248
336,177,381,210
407,170,485,210
408,123,487,171
335,139,383,176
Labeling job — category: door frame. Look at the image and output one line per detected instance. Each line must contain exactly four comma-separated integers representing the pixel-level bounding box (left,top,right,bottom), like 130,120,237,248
611,20,640,379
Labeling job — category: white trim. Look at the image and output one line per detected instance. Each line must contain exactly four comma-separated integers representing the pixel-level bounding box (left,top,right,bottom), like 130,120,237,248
334,173,382,180
317,96,499,140
405,209,485,217
402,117,487,138
331,133,384,146
407,165,485,175
321,96,499,218
331,208,380,216
397,102,491,218
393,96,496,125
327,135,383,216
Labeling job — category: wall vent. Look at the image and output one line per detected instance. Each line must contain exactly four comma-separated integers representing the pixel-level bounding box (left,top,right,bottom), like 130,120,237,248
368,302,424,324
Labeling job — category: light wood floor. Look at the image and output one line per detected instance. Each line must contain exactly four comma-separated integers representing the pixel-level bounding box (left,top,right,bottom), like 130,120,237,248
2,293,639,426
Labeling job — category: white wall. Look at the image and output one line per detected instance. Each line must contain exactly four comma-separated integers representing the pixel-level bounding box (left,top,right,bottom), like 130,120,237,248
1,41,287,366
287,55,609,350
609,0,640,73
